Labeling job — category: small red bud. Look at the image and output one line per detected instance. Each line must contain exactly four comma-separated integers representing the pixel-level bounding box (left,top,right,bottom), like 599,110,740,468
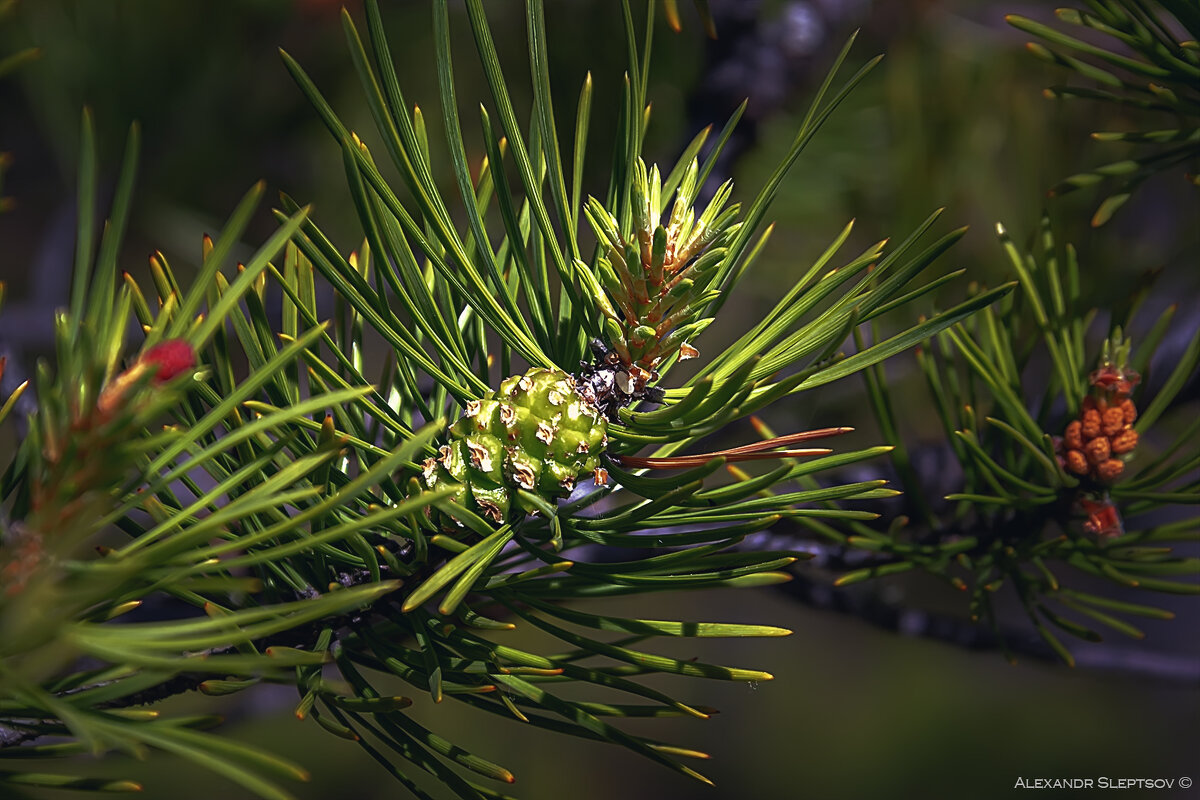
1078,497,1123,537
139,340,196,383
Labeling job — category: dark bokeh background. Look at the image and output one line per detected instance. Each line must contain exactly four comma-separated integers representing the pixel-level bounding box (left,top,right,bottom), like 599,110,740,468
1,0,1197,798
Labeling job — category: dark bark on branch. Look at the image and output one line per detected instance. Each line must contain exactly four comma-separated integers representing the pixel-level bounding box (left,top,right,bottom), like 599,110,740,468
0,723,40,748
775,551,1200,686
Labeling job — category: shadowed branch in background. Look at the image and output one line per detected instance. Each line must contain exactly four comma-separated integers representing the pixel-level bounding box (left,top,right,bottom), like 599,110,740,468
775,539,1200,685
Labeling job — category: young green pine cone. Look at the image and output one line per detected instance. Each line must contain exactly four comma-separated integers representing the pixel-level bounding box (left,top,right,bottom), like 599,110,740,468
421,368,608,529
579,157,741,388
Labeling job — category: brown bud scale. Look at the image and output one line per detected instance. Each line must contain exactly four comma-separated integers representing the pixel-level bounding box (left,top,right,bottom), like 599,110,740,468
1110,429,1138,454
1084,437,1110,465
1063,420,1083,451
1096,459,1124,482
1101,407,1125,437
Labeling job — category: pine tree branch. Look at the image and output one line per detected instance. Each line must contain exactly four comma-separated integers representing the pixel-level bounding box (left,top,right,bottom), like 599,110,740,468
0,605,361,750
774,543,1200,685
0,723,40,748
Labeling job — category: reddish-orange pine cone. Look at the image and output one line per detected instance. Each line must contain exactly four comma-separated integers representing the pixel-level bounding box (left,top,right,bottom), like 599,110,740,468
1059,366,1140,485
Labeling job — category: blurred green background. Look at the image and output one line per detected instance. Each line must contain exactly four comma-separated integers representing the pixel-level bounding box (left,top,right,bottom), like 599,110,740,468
1,0,1196,798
